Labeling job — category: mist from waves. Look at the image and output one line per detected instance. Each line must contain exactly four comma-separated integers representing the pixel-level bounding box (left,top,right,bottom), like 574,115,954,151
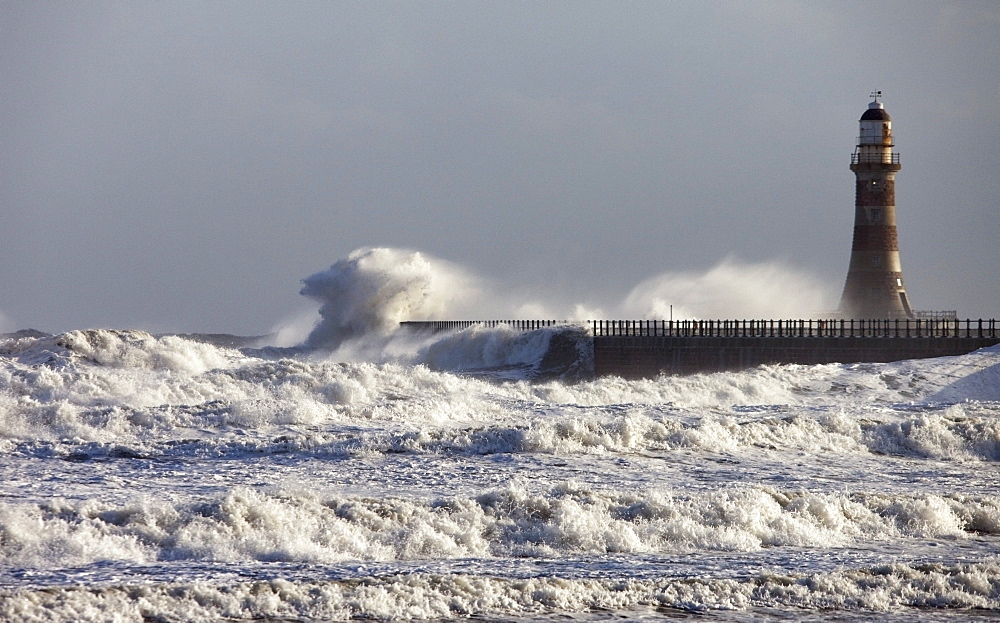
620,256,833,321
298,248,479,351
281,247,836,372
0,310,15,334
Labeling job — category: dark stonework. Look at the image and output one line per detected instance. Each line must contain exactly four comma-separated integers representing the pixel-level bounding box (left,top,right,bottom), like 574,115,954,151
851,226,898,251
855,179,895,206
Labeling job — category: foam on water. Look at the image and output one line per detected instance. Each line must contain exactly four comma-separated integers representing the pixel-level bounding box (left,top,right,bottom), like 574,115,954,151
3,483,998,569
418,323,556,372
3,330,1000,461
3,557,1000,621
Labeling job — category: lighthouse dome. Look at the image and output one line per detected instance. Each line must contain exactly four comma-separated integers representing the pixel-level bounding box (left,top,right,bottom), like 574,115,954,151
861,101,891,121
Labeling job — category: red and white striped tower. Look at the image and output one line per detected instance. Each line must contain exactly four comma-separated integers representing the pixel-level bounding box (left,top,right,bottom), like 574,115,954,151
838,92,913,319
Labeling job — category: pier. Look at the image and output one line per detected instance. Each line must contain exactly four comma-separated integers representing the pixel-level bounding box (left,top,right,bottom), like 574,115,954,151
400,319,1000,379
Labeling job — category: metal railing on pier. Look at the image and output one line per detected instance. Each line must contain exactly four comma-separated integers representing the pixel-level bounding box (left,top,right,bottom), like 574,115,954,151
594,318,997,338
400,320,571,332
401,319,999,339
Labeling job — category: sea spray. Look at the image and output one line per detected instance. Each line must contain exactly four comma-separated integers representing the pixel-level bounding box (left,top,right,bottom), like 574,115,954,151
294,247,593,377
296,247,838,352
621,257,835,320
300,247,477,351
290,247,854,381
412,322,593,381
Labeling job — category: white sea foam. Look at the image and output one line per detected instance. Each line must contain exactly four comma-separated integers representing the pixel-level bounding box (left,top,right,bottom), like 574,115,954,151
4,488,1000,622
2,484,996,570
5,563,1000,622
2,327,1000,461
415,323,574,376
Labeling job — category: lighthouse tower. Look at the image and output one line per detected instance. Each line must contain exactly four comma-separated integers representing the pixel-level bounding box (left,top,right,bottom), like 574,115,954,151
838,92,913,319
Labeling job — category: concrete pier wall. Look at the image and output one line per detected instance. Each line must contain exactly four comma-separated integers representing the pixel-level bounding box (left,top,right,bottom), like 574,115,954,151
594,335,1000,378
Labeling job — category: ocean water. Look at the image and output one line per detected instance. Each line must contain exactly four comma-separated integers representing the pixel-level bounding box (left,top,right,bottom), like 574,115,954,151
2,322,1000,622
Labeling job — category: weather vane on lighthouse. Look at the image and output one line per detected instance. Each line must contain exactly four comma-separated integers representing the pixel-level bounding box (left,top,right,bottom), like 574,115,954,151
870,90,882,102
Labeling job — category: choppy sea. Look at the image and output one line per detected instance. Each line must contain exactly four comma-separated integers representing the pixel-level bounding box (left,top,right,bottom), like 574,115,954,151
2,323,1000,621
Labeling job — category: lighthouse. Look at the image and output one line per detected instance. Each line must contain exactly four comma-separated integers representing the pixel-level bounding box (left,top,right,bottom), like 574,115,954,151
838,92,913,319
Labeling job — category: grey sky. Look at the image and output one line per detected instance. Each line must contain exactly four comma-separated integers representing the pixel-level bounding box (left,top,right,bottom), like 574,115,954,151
2,1,998,335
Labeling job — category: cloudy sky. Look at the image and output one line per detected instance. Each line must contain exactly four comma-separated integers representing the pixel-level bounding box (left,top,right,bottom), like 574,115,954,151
2,1,998,335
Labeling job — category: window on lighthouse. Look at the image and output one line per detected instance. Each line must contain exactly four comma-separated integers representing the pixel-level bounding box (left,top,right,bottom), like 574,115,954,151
872,256,882,268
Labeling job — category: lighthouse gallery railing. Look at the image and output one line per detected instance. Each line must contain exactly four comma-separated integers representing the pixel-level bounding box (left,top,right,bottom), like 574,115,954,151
851,152,900,165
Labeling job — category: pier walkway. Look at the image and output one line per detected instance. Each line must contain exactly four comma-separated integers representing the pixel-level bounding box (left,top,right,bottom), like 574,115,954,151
400,319,1000,378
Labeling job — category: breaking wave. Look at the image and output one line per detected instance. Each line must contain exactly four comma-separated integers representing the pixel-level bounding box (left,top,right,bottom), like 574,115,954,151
3,329,1000,461
3,482,1000,619
4,560,1000,620
299,247,477,351
3,483,999,568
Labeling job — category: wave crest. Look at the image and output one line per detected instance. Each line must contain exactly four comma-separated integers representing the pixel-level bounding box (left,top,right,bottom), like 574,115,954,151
300,248,476,350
